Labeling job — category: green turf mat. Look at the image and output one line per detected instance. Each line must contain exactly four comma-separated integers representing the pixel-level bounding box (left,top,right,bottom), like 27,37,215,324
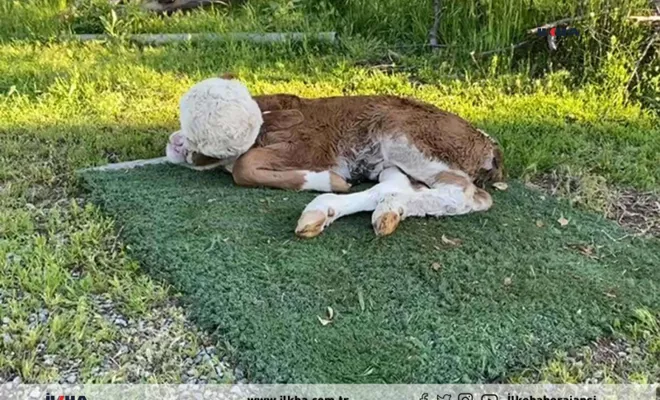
80,165,660,383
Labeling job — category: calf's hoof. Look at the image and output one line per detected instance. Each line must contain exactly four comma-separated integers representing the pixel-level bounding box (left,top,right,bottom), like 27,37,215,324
372,210,401,236
330,172,352,193
295,209,334,238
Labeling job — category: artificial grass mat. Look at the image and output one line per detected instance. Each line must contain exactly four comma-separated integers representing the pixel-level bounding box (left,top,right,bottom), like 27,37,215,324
80,165,660,383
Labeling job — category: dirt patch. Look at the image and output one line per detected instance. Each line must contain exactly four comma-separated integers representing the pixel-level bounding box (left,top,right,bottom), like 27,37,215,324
589,338,633,366
530,172,660,238
612,189,660,237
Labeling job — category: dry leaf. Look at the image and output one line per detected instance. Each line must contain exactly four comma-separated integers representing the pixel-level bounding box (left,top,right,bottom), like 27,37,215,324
441,235,462,247
327,306,334,320
572,244,597,259
579,246,594,256
504,277,512,286
431,262,442,271
605,291,617,298
558,216,569,226
317,316,332,326
493,182,509,191
567,244,598,259
535,220,544,228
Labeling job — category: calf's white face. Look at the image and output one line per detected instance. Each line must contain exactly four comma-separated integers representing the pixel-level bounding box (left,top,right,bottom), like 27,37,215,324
166,130,237,171
166,131,188,165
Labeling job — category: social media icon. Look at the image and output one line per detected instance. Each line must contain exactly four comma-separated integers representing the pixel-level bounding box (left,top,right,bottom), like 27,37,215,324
437,395,451,400
481,395,498,400
458,394,473,400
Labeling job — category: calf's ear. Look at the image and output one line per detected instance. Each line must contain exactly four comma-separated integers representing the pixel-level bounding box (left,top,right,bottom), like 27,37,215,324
262,109,304,131
219,72,237,80
189,151,223,167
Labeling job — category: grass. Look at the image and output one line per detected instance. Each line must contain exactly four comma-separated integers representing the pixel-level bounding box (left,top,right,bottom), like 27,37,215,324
2,0,658,110
1,42,659,191
1,38,659,383
0,0,649,46
512,308,660,383
1,0,659,384
79,167,660,383
0,202,230,383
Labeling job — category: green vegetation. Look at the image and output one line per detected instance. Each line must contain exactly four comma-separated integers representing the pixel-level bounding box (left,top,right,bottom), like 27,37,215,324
1,0,659,385
2,0,658,109
0,202,231,383
2,42,659,190
80,168,660,382
0,0,650,47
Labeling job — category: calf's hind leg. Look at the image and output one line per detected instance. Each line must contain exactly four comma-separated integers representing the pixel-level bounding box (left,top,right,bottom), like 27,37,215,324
295,167,495,238
295,167,414,238
370,171,493,236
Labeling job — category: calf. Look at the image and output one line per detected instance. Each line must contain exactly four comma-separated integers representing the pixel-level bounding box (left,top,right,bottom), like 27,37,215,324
167,88,504,238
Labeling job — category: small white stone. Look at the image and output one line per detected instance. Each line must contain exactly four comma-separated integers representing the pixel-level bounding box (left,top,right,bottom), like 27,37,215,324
3,333,13,344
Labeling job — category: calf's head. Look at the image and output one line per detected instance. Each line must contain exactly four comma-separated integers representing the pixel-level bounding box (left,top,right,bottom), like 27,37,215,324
165,76,264,171
474,131,505,187
166,131,229,170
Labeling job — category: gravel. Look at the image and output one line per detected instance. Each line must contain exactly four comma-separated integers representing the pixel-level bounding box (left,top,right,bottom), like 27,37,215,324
1,290,231,384
86,294,231,383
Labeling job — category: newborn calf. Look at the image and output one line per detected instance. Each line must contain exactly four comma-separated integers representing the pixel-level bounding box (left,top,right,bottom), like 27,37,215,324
166,77,504,238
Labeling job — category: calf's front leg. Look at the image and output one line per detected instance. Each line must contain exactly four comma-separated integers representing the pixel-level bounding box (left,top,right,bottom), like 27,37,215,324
232,145,351,193
296,166,496,239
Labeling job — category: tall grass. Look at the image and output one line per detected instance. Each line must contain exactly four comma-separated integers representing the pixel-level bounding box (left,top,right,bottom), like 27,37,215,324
0,0,70,39
0,0,657,110
303,0,649,50
0,0,651,45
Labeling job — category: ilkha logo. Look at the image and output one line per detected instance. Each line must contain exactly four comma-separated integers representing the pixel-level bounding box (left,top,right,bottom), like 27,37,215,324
45,393,87,400
536,26,579,38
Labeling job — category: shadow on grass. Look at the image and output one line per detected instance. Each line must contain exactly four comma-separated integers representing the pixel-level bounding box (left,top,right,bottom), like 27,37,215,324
0,122,173,205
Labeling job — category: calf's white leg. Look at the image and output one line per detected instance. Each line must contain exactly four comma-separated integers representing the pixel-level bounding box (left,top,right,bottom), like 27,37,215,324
295,167,413,238
295,166,494,238
371,177,493,236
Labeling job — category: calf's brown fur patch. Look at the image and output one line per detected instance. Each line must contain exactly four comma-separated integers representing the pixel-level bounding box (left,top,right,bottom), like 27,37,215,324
185,89,504,192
